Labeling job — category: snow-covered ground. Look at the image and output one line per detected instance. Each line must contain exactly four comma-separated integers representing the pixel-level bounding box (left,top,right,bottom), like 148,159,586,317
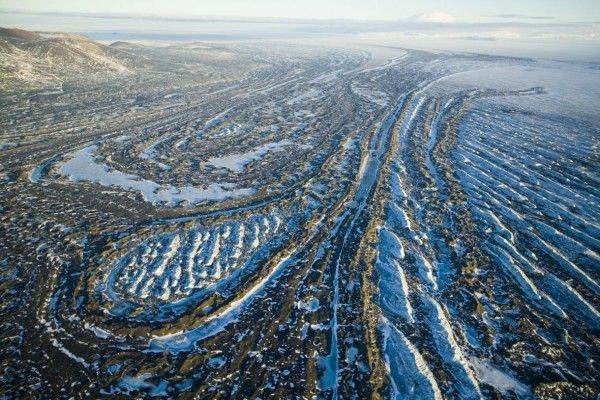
59,145,254,205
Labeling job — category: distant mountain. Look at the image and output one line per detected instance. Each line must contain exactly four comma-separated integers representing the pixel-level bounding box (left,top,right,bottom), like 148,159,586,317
0,27,42,40
109,41,142,49
0,27,138,93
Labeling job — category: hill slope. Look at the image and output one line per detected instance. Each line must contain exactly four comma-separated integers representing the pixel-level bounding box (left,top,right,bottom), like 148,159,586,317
0,28,136,93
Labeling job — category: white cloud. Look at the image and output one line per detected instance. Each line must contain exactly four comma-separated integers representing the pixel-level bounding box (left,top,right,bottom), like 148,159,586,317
408,12,455,23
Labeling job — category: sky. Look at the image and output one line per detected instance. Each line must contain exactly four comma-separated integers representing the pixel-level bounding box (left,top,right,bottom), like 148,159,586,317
1,0,599,22
1,0,599,61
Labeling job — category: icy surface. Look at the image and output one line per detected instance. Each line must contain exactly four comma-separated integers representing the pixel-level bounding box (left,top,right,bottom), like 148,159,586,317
206,140,295,172
59,145,254,205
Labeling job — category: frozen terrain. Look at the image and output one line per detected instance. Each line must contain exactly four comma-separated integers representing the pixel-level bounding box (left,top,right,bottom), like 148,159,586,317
0,28,599,399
